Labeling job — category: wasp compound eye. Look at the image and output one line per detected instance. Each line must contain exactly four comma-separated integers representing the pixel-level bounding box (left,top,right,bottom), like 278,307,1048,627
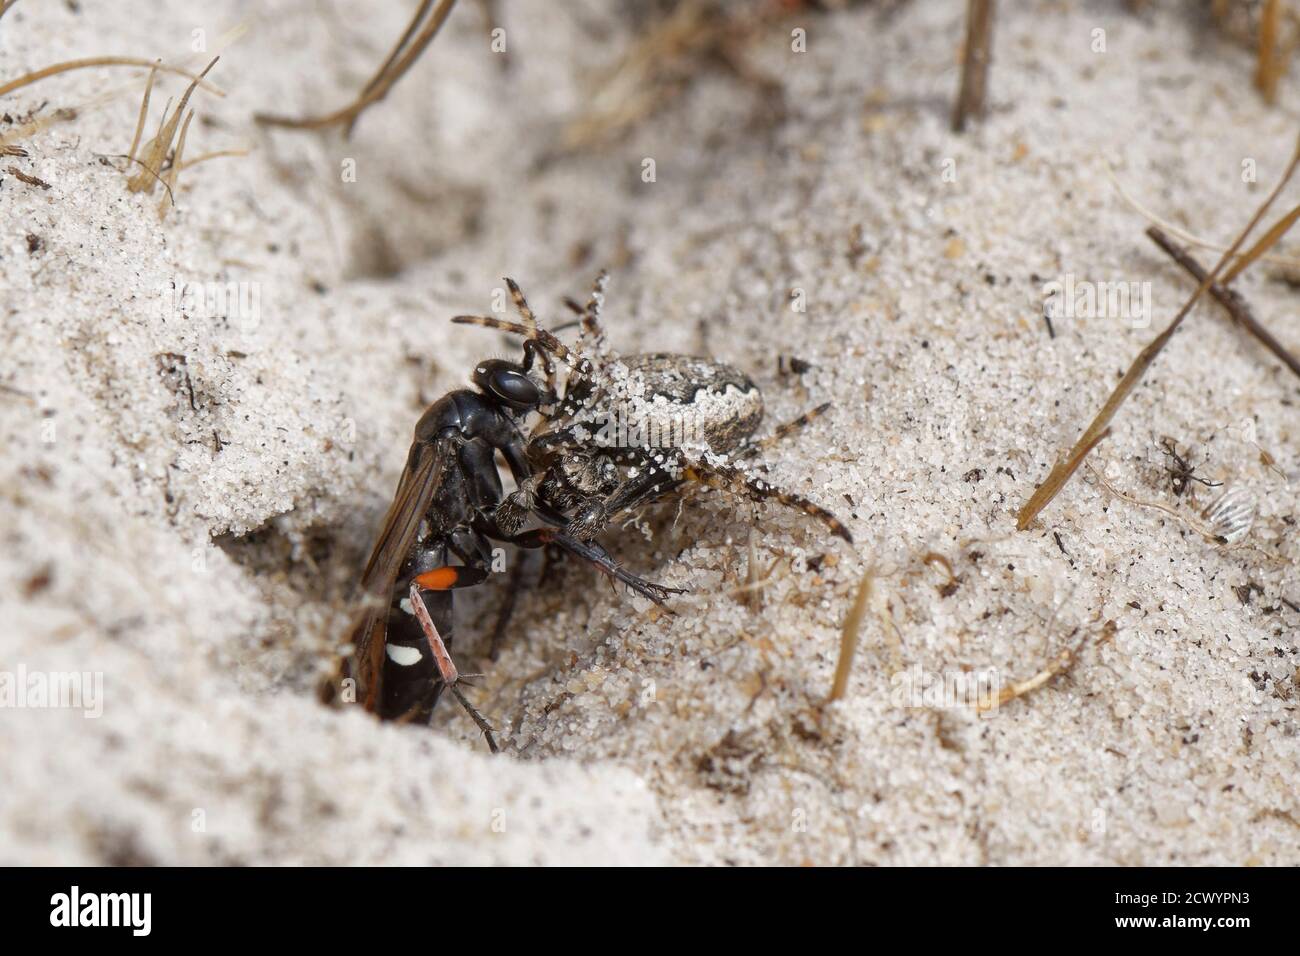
475,359,541,408
494,370,540,406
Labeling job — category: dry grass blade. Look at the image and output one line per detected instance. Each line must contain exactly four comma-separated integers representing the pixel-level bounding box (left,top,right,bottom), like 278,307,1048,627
1222,202,1300,283
157,109,194,219
178,147,250,172
1147,226,1300,381
560,1,711,151
0,57,225,98
360,0,436,100
1107,164,1300,271
827,569,872,704
255,0,457,135
1017,134,1300,530
127,57,217,194
1256,0,1283,103
127,61,160,164
952,0,996,133
1017,429,1110,531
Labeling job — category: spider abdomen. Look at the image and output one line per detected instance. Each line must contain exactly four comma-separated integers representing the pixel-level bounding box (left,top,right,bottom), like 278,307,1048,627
606,353,764,453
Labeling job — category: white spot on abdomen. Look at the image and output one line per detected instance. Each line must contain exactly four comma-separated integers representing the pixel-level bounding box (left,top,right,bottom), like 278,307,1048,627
386,644,423,666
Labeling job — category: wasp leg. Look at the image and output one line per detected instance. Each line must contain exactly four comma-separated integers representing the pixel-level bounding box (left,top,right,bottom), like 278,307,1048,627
488,552,529,661
449,685,499,753
407,583,499,754
506,527,685,608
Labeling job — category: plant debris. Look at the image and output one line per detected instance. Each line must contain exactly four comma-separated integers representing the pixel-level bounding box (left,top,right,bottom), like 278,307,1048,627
1018,134,1300,530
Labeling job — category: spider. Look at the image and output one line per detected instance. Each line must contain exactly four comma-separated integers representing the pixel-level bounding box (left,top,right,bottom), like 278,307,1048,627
452,272,854,549
1157,436,1222,498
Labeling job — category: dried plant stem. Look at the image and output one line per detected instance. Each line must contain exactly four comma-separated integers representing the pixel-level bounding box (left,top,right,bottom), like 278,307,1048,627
1256,0,1283,103
361,0,436,100
127,58,218,194
974,636,1084,714
952,0,995,133
1017,135,1300,530
0,57,225,98
158,109,194,218
1146,226,1300,381
255,0,457,135
178,147,250,171
1086,463,1222,543
827,570,873,704
1107,165,1300,272
127,62,160,164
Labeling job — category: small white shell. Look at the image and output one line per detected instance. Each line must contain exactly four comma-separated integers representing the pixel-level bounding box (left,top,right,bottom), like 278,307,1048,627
1202,486,1256,544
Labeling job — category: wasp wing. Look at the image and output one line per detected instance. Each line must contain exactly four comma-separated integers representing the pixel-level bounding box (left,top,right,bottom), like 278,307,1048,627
345,435,455,712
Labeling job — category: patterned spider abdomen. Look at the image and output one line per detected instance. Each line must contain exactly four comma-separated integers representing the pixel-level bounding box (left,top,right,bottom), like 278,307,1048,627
611,353,764,453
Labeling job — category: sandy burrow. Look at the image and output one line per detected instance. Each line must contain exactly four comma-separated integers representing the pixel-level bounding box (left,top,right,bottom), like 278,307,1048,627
1,0,1297,865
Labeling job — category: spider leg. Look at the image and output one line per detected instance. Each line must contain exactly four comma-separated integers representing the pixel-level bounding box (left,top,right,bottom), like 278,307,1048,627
449,685,500,753
577,269,609,349
504,276,538,331
679,459,853,544
735,402,832,460
564,449,683,540
506,526,685,607
522,336,557,396
566,445,852,544
450,314,572,363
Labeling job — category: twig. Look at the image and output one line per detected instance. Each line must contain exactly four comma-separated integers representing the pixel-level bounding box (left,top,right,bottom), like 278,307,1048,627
1106,164,1300,272
1017,134,1300,530
952,0,995,133
255,0,458,136
1146,226,1300,381
5,166,50,189
0,58,225,98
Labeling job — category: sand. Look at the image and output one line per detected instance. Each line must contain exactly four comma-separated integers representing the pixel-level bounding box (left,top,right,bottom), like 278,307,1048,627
1,0,1297,865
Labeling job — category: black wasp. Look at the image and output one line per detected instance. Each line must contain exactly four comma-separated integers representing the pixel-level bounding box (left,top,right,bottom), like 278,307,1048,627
341,274,852,751
340,280,675,751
